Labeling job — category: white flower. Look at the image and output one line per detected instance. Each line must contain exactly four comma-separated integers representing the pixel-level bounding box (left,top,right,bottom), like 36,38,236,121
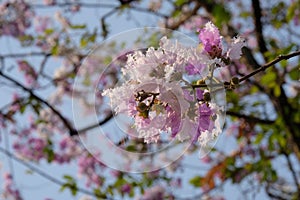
227,36,245,60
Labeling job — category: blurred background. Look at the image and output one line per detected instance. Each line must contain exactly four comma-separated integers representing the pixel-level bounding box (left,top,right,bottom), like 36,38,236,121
0,0,299,199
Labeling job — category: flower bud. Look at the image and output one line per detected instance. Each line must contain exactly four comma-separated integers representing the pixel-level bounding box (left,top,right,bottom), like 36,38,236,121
203,92,211,102
196,79,206,85
137,102,148,113
231,77,240,85
211,114,217,121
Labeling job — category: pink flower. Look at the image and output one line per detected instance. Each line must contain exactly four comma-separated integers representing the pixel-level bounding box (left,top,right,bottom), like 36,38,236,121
121,184,131,194
226,37,245,59
17,60,38,87
0,0,34,37
34,16,51,33
198,22,222,58
139,185,165,200
43,0,56,5
198,21,245,61
2,172,23,200
183,16,208,31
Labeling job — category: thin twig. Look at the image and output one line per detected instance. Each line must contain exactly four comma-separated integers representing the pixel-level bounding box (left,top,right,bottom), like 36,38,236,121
76,112,113,135
0,71,77,136
226,111,274,124
0,52,48,58
239,50,300,83
251,0,268,55
283,152,300,193
0,146,112,199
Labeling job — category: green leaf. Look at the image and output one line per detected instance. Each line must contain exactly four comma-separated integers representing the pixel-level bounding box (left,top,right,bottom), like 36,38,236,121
63,175,74,182
60,183,68,192
70,185,78,196
43,147,55,163
44,29,54,35
80,32,97,48
286,2,297,22
174,0,187,7
260,71,276,86
212,4,231,26
70,24,86,29
126,145,136,152
94,188,106,199
20,104,27,114
273,85,281,97
19,35,34,46
189,176,202,187
172,10,181,17
289,67,299,80
254,133,265,144
51,43,59,55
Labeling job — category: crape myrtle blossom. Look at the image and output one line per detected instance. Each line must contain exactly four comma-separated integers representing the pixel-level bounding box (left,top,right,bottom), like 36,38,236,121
1,173,23,200
17,60,38,87
198,21,245,65
0,0,34,38
103,21,244,147
137,185,168,200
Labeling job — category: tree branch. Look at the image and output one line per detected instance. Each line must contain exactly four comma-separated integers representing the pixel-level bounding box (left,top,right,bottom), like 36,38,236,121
283,152,300,194
239,50,300,83
0,52,50,59
251,0,268,55
0,146,111,199
0,71,77,136
226,111,274,124
75,111,113,135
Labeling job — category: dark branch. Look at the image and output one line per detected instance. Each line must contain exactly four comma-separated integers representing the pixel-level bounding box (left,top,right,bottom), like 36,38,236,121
166,1,201,30
251,0,268,55
0,52,50,59
0,71,77,136
0,146,111,199
226,111,274,124
75,111,113,135
239,50,300,83
283,152,300,193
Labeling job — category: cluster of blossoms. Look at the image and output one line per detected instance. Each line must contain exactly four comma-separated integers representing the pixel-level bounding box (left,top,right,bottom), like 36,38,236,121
17,60,38,87
1,173,22,200
0,0,34,37
103,22,244,146
138,185,167,200
77,151,106,187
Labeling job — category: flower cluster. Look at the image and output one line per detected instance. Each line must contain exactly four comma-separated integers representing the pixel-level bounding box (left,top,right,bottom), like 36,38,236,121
103,22,244,146
138,185,167,200
0,0,34,37
77,151,106,187
1,173,23,200
17,60,38,87
198,22,244,64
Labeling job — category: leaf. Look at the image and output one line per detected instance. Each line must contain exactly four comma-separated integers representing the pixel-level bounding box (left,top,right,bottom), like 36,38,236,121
63,175,74,182
286,2,297,22
174,0,187,7
80,32,97,48
18,35,34,46
289,67,300,80
189,176,202,187
70,24,86,29
44,29,54,35
43,147,55,163
254,133,264,144
212,4,231,26
94,188,106,199
260,71,276,86
51,43,59,55
20,104,27,114
273,85,281,97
